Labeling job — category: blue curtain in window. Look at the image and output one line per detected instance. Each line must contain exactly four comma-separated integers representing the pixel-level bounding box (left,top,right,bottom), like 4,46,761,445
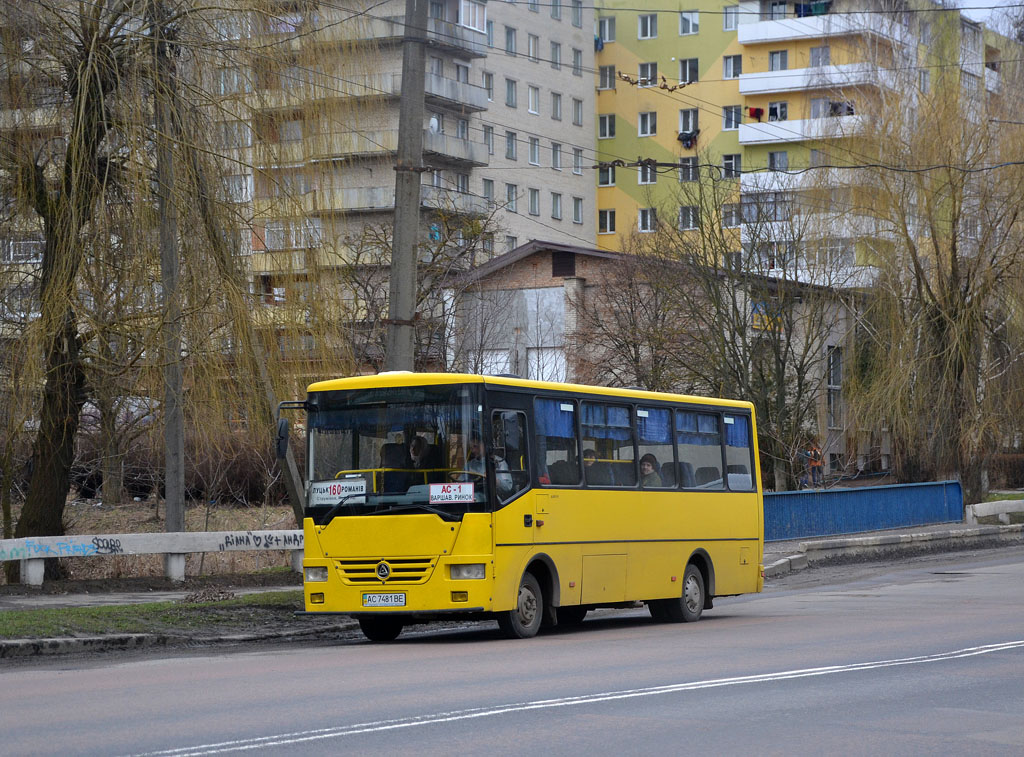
677,411,719,446
638,408,671,443
535,399,575,438
724,414,750,448
582,403,631,440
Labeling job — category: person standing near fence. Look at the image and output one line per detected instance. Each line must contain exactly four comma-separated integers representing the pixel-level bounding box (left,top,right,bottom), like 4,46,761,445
807,442,823,487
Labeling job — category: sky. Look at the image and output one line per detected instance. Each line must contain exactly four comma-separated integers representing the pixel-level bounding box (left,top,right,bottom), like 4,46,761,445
955,0,1019,29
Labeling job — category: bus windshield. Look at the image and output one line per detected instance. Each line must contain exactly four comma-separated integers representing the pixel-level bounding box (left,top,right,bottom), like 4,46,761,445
307,383,487,522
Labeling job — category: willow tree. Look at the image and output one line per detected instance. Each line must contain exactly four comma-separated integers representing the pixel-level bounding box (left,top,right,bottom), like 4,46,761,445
837,16,1024,503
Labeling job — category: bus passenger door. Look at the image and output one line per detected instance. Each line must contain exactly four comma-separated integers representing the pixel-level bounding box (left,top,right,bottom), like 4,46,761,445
493,410,533,545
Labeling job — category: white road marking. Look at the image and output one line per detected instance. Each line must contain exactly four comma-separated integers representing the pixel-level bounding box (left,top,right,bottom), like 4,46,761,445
136,639,1024,756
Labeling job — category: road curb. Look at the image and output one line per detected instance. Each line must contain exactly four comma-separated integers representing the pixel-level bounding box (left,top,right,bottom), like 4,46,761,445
0,622,358,659
765,524,1024,578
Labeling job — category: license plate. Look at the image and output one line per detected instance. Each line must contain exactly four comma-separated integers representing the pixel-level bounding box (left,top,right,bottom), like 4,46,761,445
362,593,406,607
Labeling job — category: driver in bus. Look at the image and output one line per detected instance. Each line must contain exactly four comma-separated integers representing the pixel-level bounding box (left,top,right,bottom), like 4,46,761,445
467,435,514,497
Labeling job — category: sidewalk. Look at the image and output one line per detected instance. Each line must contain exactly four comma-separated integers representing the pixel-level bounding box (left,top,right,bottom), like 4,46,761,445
763,521,1024,577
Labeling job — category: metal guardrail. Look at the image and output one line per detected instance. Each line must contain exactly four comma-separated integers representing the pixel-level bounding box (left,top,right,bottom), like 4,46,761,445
0,530,304,587
764,480,963,541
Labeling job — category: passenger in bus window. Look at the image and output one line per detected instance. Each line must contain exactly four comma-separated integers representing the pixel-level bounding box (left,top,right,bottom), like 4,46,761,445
410,436,443,483
467,435,515,496
640,453,663,487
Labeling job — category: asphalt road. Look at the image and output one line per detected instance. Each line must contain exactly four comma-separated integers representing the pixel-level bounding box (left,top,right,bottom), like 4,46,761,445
3,548,1024,756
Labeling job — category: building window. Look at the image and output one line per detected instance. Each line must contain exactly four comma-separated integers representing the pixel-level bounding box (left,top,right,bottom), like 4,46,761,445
549,41,562,70
572,0,583,26
723,55,742,79
573,148,583,174
573,196,583,224
769,50,788,71
678,156,697,182
551,0,561,19
598,165,616,185
599,65,616,90
486,20,493,47
528,33,539,62
529,187,540,215
919,69,930,93
721,203,740,228
598,16,615,42
482,71,493,100
572,48,583,76
723,6,738,31
551,92,563,120
639,162,657,184
572,98,584,126
768,151,788,171
769,101,788,121
456,118,469,139
455,172,469,193
599,114,615,138
599,209,616,234
810,45,830,67
766,1,786,20
551,192,563,219
638,13,657,39
506,183,518,212
639,62,657,87
679,108,698,133
528,0,539,10
678,205,698,230
505,78,517,107
529,136,540,164
827,346,843,429
505,130,517,159
429,1,445,20
638,208,657,232
482,178,494,204
722,105,742,130
639,111,657,136
505,235,518,251
679,58,698,84
723,153,741,178
483,125,494,154
551,142,562,170
505,26,516,55
679,11,698,35
528,85,540,114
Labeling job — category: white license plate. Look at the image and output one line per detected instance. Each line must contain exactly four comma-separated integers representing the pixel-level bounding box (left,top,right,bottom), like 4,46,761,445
362,593,406,607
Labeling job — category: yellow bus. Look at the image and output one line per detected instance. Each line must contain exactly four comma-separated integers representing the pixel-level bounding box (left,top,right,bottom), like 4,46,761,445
285,372,763,641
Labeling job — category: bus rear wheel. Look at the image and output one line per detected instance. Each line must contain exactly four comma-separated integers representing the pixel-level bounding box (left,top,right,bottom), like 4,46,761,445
358,616,404,642
497,572,543,639
654,564,705,623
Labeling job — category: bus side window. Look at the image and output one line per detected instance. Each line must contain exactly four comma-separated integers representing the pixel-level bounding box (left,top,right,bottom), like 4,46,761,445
637,406,674,488
677,410,723,489
533,398,580,486
723,414,754,491
493,410,530,501
582,402,636,487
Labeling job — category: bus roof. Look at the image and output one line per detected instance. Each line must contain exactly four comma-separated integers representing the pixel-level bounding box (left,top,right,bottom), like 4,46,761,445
305,373,755,412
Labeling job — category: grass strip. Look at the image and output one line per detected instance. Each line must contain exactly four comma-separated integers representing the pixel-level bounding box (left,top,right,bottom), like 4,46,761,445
0,590,304,640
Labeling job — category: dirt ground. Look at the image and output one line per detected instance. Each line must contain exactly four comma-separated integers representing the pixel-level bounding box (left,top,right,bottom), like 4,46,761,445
2,495,299,587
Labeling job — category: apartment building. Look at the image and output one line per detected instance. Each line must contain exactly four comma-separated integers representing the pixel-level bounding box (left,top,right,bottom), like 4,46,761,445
479,0,597,252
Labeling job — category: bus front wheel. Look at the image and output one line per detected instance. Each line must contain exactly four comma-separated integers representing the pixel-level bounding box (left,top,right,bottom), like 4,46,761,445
358,616,404,642
654,564,705,623
497,572,544,639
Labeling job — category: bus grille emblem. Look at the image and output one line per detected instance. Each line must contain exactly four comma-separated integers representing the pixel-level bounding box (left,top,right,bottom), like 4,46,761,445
376,561,391,580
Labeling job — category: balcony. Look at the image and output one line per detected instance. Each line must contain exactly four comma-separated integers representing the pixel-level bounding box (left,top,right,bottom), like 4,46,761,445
302,185,487,215
424,73,489,111
423,130,487,166
738,13,913,47
739,63,894,96
985,68,1001,94
738,115,862,145
321,16,486,57
421,185,489,215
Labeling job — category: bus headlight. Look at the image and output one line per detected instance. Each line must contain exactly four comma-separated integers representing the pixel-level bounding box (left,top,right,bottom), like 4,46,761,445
305,566,328,582
450,563,486,580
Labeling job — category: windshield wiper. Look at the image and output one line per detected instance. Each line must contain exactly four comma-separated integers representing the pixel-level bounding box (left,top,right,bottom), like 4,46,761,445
320,493,369,523
370,504,454,518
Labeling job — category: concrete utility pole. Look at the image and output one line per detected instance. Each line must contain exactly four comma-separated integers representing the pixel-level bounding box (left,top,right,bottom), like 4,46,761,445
154,5,186,565
385,0,430,371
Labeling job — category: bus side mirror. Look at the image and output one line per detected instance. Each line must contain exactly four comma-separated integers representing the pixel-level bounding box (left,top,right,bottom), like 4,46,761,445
275,418,290,459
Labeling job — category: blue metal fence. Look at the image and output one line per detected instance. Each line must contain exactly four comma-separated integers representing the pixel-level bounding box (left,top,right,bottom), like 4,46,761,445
763,481,963,542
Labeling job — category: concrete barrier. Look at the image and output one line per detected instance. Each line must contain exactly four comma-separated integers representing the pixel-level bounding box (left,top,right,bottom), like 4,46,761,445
965,499,1024,525
0,530,303,586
